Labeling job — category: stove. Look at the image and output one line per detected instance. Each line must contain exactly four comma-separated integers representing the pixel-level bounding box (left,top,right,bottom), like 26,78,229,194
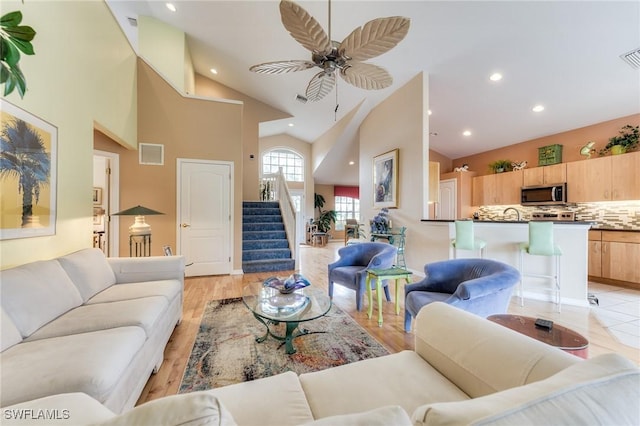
530,211,575,222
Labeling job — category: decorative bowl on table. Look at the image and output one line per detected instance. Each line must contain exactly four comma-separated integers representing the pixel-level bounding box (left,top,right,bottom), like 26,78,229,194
263,273,311,294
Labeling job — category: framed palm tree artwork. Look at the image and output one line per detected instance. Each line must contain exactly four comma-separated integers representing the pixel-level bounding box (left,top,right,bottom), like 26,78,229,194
0,99,57,239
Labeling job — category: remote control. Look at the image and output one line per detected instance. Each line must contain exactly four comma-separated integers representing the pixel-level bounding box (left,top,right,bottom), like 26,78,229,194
534,318,553,331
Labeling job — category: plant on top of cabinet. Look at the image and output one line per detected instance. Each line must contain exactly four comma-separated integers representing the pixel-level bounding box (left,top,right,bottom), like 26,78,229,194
488,159,513,173
599,124,639,156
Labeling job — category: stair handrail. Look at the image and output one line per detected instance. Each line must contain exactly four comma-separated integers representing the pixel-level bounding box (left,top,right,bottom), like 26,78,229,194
260,169,298,268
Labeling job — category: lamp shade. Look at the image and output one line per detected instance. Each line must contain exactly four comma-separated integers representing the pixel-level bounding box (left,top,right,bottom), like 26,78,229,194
113,205,164,236
113,205,164,216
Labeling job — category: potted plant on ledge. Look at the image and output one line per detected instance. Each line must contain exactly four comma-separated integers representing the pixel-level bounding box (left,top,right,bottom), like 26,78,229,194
599,124,639,156
488,159,513,173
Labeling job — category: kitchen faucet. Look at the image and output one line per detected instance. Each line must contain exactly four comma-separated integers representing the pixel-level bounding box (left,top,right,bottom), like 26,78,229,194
503,207,521,221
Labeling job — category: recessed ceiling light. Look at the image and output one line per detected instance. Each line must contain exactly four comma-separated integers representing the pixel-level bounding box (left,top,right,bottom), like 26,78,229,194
166,3,176,12
348,161,355,165
288,123,294,127
489,73,503,82
428,109,432,116
463,130,472,137
532,105,545,112
210,68,218,75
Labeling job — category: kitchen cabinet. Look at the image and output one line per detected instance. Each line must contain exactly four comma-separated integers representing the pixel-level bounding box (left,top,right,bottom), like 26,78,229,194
589,230,640,289
472,170,522,205
567,151,640,202
523,163,567,186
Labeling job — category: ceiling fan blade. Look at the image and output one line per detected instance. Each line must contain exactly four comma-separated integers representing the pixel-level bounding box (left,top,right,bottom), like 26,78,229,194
340,62,392,90
340,17,410,61
250,60,316,75
305,71,336,102
280,0,332,54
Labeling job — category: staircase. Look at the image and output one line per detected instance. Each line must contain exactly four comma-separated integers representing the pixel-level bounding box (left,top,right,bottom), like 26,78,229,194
242,201,295,273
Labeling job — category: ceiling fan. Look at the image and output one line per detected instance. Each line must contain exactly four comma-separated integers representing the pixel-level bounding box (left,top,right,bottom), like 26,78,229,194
250,0,410,102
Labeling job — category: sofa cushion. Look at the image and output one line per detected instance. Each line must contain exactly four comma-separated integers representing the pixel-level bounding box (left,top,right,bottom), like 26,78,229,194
303,406,412,426
411,353,640,426
0,327,146,407
299,350,469,420
25,296,168,341
208,371,314,426
414,302,578,398
86,279,181,305
93,391,237,426
1,308,23,351
57,248,116,302
1,393,115,425
0,259,83,337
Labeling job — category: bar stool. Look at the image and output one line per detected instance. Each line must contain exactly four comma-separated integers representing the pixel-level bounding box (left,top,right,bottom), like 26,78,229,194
451,220,486,259
518,221,562,312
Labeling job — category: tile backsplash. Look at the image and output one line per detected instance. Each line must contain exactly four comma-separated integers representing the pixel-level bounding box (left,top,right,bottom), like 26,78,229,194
477,202,640,230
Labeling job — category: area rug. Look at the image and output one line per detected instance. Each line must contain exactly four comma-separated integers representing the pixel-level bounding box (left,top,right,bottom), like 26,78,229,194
178,297,389,393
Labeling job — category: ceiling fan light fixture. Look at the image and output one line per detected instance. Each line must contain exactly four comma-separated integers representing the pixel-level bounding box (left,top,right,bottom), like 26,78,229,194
249,0,410,102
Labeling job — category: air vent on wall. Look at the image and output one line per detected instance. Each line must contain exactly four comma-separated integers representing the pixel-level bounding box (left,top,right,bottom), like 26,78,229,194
127,17,138,27
139,143,164,166
620,47,640,69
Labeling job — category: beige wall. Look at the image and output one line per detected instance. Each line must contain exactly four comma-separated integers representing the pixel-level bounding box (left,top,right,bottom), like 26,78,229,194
101,60,243,270
0,1,137,269
454,114,640,175
194,75,290,202
429,149,453,173
359,73,429,271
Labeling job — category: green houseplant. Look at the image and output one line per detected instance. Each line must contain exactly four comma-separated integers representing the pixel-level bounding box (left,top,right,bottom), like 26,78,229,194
599,125,639,156
1,10,37,98
488,159,513,173
313,193,336,233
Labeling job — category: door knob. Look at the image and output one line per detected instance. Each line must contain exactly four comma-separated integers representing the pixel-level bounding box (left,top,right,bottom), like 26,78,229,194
181,223,191,228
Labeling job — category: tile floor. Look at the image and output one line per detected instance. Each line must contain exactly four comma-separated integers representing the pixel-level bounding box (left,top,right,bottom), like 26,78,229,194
589,282,640,349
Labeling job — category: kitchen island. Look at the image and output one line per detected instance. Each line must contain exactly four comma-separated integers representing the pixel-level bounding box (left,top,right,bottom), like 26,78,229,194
420,220,593,307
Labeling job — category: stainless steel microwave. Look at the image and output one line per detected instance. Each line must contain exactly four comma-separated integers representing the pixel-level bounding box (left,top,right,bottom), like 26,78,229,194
521,183,567,206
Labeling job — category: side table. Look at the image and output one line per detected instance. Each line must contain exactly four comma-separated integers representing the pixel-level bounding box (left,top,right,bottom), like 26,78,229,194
365,267,412,327
488,314,589,359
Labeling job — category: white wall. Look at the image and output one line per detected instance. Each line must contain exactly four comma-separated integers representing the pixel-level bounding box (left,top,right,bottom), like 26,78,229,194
359,73,430,273
0,1,137,268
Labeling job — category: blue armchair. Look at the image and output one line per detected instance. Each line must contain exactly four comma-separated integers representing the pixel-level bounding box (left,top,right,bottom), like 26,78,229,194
404,258,520,331
328,242,398,311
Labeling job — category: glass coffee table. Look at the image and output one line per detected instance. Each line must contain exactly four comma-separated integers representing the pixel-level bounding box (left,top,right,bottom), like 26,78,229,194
242,282,332,354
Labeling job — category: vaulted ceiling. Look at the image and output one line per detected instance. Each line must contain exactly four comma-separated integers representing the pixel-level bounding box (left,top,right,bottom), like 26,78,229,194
106,1,640,185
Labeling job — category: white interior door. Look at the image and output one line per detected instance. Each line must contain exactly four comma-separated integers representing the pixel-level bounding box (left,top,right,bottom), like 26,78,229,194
437,178,457,220
178,159,232,276
93,150,119,257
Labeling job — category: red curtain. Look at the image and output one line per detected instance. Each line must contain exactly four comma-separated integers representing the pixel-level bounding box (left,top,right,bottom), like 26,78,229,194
334,186,359,199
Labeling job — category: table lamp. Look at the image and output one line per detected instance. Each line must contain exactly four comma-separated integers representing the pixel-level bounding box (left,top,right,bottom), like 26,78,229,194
113,205,164,235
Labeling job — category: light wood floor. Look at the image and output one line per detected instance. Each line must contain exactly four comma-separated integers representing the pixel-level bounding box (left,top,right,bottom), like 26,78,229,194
137,241,640,405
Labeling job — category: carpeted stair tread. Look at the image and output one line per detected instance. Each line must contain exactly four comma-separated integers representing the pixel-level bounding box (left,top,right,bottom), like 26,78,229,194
243,222,284,232
242,258,295,273
243,239,289,250
242,248,291,261
243,230,286,241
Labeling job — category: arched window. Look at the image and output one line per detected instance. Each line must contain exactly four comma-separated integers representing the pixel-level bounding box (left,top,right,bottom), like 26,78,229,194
262,149,304,182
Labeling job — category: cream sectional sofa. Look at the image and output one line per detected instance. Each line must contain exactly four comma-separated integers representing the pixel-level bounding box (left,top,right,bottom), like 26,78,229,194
0,248,185,414
3,302,638,425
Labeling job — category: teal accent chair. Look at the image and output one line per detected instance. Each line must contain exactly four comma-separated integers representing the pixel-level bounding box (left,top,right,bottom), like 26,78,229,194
518,221,563,312
451,220,486,258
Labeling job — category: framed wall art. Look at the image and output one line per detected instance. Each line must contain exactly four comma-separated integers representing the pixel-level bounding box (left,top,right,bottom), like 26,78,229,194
0,99,57,240
372,149,398,208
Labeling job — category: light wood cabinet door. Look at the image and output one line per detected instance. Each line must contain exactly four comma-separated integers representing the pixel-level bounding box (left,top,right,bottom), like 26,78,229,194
472,175,496,205
611,151,640,201
523,168,544,186
588,241,602,277
602,241,640,283
543,163,567,185
495,170,523,204
567,156,612,202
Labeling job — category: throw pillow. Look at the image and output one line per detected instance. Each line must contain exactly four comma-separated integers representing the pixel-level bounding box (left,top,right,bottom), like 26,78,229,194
302,406,412,426
92,391,237,426
412,353,640,426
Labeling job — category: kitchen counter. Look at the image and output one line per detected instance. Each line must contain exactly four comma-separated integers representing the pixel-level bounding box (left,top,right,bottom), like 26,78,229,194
421,219,595,225
420,220,592,307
